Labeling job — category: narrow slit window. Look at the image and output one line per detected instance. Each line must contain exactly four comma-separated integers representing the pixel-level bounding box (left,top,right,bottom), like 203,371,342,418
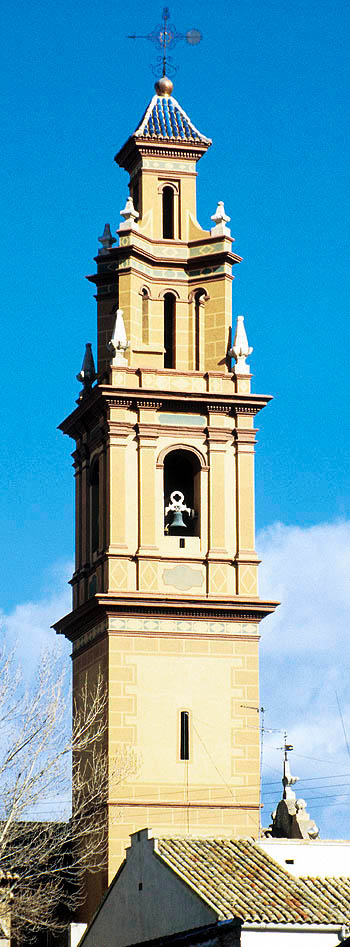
180,711,190,761
163,187,174,239
164,293,175,368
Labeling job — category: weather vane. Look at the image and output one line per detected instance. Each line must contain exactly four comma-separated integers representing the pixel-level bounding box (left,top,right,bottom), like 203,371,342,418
127,6,202,78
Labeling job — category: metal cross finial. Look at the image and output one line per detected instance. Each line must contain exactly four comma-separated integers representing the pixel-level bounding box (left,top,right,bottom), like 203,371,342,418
127,7,202,78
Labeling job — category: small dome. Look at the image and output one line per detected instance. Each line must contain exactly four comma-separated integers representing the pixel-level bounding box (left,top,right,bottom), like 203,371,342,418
155,75,173,96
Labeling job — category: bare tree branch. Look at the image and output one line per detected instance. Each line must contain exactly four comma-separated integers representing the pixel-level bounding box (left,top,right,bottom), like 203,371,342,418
0,648,136,941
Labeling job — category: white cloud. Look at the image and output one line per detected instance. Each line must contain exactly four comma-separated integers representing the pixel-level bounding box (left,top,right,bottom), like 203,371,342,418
258,520,350,654
0,559,73,678
257,520,350,838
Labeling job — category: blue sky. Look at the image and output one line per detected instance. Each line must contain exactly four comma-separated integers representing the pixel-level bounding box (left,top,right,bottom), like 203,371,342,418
1,0,349,836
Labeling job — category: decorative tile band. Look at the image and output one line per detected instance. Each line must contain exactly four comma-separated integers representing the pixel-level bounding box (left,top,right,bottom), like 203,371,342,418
189,243,225,258
108,617,259,636
142,158,196,172
119,257,185,281
190,264,225,277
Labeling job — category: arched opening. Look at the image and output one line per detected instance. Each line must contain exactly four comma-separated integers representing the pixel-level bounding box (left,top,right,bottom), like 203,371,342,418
162,186,174,239
164,292,175,368
164,449,200,536
141,288,149,345
90,459,99,555
194,290,203,371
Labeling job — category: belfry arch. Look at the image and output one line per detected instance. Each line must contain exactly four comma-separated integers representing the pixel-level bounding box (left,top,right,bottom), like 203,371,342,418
163,448,201,536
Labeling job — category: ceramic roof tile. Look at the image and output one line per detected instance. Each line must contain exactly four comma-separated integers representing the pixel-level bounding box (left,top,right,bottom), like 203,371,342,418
157,838,350,926
134,95,211,144
301,877,350,915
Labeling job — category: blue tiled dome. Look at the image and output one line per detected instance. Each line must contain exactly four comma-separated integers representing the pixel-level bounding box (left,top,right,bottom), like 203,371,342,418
134,94,210,144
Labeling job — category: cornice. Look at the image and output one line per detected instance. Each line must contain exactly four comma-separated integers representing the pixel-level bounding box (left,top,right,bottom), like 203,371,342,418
115,135,209,174
94,231,236,267
59,384,272,440
53,593,278,642
186,250,242,271
234,405,259,415
105,397,133,409
207,403,231,413
88,243,239,287
136,399,163,410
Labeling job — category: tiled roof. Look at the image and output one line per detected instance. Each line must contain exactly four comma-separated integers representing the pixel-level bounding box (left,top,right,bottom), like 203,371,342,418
301,876,350,917
158,838,350,926
134,95,211,144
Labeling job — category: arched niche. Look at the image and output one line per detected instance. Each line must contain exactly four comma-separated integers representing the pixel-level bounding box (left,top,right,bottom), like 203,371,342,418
140,286,151,344
189,288,210,371
163,292,176,368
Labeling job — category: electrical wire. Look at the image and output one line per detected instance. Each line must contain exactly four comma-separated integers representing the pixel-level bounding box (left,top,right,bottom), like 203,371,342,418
336,690,350,765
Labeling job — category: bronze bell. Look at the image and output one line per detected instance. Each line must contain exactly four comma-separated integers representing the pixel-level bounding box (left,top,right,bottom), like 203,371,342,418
170,509,187,530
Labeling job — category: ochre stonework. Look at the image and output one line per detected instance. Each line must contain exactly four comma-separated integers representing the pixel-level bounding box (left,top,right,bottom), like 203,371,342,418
54,80,278,921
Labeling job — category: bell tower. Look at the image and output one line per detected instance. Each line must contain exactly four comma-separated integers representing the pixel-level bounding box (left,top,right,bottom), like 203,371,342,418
55,75,277,918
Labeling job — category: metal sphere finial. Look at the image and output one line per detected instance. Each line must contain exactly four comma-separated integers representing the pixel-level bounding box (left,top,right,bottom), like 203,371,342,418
155,75,173,95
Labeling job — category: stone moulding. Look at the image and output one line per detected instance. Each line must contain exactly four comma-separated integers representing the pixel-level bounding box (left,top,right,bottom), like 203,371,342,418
59,385,272,440
53,593,278,646
67,614,262,656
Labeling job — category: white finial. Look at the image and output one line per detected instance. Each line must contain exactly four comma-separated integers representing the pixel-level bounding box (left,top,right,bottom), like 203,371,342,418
210,200,231,236
119,196,139,231
230,315,253,375
268,739,319,839
107,309,129,366
283,752,299,801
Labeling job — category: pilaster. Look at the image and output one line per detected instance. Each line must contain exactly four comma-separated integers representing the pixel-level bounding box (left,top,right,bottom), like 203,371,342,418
136,404,161,561
234,407,259,597
106,409,132,553
80,439,90,572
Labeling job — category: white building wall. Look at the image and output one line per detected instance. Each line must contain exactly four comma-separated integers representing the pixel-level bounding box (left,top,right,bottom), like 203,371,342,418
259,839,350,878
69,924,87,947
242,928,347,946
80,829,216,947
